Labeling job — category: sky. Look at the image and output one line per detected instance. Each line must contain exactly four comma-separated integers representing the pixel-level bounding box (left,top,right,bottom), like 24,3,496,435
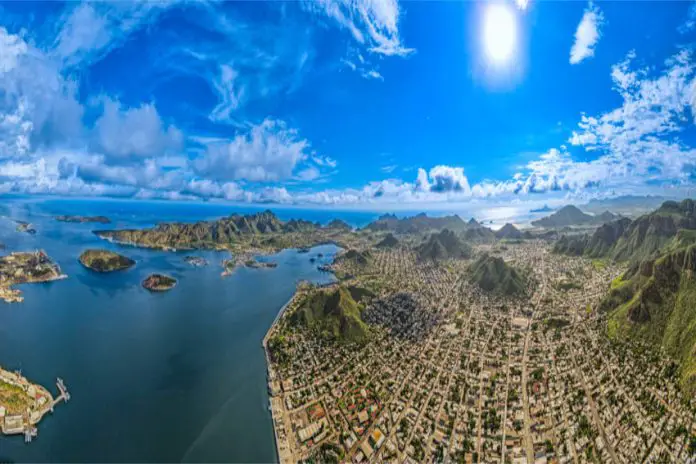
1,0,696,212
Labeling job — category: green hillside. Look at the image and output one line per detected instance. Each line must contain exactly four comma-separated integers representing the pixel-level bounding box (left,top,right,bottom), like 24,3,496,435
469,253,526,296
554,199,696,263
603,244,696,393
416,229,472,262
291,286,369,343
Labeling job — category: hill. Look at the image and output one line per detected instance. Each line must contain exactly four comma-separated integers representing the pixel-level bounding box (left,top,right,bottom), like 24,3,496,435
416,229,472,262
325,219,352,231
495,223,523,240
93,210,321,249
79,249,135,272
554,200,696,263
469,253,526,296
462,219,496,243
601,244,696,393
335,249,372,266
375,233,399,249
290,286,369,343
363,212,467,234
531,205,617,228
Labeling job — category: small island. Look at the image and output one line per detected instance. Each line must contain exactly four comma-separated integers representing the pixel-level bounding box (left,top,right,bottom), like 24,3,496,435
244,259,278,269
0,367,70,441
183,256,208,267
55,215,111,224
79,249,135,273
142,274,177,292
0,250,67,303
15,221,36,235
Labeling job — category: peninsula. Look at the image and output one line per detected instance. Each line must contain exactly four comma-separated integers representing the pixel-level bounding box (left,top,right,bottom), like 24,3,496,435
0,367,69,442
0,250,66,303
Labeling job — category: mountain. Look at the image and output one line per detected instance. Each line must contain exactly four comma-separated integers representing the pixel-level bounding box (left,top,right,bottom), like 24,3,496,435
495,223,523,240
602,244,696,393
290,286,369,343
94,210,318,249
363,212,467,234
463,226,496,243
416,229,472,262
469,253,526,296
531,205,617,228
553,218,632,258
325,219,352,231
283,219,319,232
375,233,399,249
583,195,667,217
335,249,372,266
554,200,696,263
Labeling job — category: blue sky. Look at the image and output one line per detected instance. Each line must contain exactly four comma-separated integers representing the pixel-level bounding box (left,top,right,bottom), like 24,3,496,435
1,0,696,211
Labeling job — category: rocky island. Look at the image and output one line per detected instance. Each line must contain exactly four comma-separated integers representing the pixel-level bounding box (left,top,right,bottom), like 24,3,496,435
0,250,67,303
55,215,111,224
142,273,177,292
78,249,135,272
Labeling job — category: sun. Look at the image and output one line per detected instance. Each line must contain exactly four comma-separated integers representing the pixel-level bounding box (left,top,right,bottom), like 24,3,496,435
483,3,517,65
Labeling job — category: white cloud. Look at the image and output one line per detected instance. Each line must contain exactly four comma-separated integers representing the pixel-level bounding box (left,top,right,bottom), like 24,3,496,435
307,0,414,57
93,97,183,161
209,64,246,122
569,2,603,65
193,119,312,182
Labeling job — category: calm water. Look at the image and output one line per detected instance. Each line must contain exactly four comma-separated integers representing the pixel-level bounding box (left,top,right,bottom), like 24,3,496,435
0,199,341,462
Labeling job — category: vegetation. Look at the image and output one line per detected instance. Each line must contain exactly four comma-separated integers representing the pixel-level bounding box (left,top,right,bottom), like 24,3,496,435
142,273,177,292
79,249,135,272
290,286,370,343
0,379,33,414
469,253,526,296
416,229,472,262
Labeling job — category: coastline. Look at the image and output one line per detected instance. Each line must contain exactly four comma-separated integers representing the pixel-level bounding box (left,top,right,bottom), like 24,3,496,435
262,293,295,464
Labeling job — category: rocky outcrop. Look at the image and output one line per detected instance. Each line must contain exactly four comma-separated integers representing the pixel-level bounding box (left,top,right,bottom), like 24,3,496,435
416,229,472,262
469,253,526,296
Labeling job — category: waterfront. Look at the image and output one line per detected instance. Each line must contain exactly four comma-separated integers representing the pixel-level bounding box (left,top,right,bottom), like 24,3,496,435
0,198,338,462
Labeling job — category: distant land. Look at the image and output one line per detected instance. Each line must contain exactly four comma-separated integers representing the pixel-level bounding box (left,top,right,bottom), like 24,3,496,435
531,205,617,228
530,204,554,213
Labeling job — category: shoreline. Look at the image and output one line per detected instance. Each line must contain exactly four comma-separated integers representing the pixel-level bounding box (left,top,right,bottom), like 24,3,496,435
262,293,296,464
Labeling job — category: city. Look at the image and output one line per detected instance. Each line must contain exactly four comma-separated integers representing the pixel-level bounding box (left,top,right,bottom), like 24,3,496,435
266,242,696,463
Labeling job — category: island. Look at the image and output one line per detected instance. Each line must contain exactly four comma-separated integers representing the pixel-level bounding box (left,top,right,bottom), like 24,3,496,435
183,256,208,267
244,259,278,269
0,250,67,303
15,220,36,235
78,249,135,272
55,215,111,224
142,273,177,292
0,367,70,442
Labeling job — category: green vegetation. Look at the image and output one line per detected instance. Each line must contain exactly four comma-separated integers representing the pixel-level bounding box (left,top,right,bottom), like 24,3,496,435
0,379,33,414
603,244,696,393
142,273,177,292
290,286,370,343
78,249,135,272
469,253,526,296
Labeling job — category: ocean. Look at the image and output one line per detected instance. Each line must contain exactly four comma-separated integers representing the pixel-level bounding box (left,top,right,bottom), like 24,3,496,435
0,197,350,462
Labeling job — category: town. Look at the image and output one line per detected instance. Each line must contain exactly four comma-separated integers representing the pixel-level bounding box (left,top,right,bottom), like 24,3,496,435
265,242,696,463
0,250,66,303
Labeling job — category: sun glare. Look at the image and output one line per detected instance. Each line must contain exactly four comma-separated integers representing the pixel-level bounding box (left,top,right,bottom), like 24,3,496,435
483,3,517,65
